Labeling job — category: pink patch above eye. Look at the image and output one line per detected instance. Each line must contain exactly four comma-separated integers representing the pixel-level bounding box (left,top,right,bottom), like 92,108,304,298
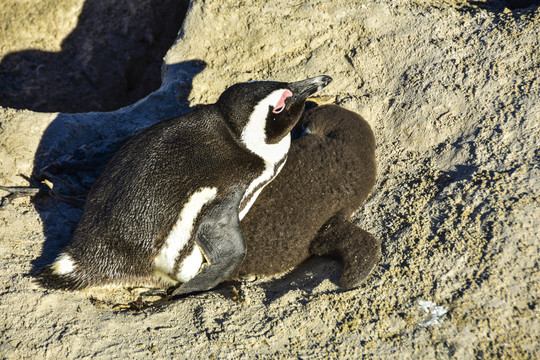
272,90,293,114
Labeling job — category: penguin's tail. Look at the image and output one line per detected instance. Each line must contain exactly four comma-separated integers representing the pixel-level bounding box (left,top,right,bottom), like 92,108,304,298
34,253,87,290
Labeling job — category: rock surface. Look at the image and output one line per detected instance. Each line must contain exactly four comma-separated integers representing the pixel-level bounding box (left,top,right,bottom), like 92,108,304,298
0,0,189,112
1,0,539,358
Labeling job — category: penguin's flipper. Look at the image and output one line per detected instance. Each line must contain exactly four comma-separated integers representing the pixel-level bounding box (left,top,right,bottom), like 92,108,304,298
310,215,381,290
172,189,246,297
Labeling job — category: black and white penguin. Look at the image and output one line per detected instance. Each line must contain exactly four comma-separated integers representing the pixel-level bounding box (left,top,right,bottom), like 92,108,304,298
238,104,380,289
36,75,333,296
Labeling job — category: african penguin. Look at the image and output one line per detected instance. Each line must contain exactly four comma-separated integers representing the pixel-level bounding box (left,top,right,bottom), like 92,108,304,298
36,75,333,296
238,104,380,289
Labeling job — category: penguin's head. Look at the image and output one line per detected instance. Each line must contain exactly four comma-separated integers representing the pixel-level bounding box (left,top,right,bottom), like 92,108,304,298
217,75,332,160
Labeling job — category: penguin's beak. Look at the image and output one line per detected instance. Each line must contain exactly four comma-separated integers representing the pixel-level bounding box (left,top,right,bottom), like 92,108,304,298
287,75,333,105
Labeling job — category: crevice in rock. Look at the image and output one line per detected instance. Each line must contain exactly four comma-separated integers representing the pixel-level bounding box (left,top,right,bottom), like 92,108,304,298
504,0,540,9
468,0,540,11
0,0,189,113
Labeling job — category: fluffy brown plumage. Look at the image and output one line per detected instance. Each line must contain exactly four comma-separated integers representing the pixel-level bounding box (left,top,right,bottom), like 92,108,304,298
238,104,380,289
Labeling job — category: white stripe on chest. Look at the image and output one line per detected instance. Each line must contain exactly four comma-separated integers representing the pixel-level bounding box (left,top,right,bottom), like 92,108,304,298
238,90,292,219
239,158,287,220
154,187,217,282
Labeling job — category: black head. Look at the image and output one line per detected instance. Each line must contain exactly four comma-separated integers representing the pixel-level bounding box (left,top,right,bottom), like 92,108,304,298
216,75,332,161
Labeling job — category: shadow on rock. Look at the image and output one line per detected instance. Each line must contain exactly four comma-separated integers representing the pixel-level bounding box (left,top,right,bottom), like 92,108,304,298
30,59,206,272
256,257,344,306
469,0,540,12
0,0,189,113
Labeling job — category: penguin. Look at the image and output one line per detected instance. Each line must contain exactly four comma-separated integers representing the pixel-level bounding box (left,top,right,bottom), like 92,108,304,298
35,75,333,296
238,104,380,289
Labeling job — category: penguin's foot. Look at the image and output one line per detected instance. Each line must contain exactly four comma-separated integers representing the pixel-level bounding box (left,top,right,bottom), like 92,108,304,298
310,215,381,290
0,185,40,209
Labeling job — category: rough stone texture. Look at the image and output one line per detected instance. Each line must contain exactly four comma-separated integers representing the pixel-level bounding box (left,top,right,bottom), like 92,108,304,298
1,0,539,359
0,0,188,112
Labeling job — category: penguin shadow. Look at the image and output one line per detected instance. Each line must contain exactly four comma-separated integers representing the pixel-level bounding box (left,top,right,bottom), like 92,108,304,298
0,0,189,113
29,59,206,273
252,257,344,306
148,257,343,309
119,256,372,312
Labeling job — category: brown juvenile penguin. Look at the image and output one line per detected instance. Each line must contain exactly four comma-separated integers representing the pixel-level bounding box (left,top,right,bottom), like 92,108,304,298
238,104,380,289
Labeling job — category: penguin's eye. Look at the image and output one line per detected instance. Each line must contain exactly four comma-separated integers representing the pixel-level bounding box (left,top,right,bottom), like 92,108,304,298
272,105,285,114
272,90,293,114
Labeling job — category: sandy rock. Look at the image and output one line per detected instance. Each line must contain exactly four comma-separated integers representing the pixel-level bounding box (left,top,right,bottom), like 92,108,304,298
0,0,189,112
1,0,539,358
